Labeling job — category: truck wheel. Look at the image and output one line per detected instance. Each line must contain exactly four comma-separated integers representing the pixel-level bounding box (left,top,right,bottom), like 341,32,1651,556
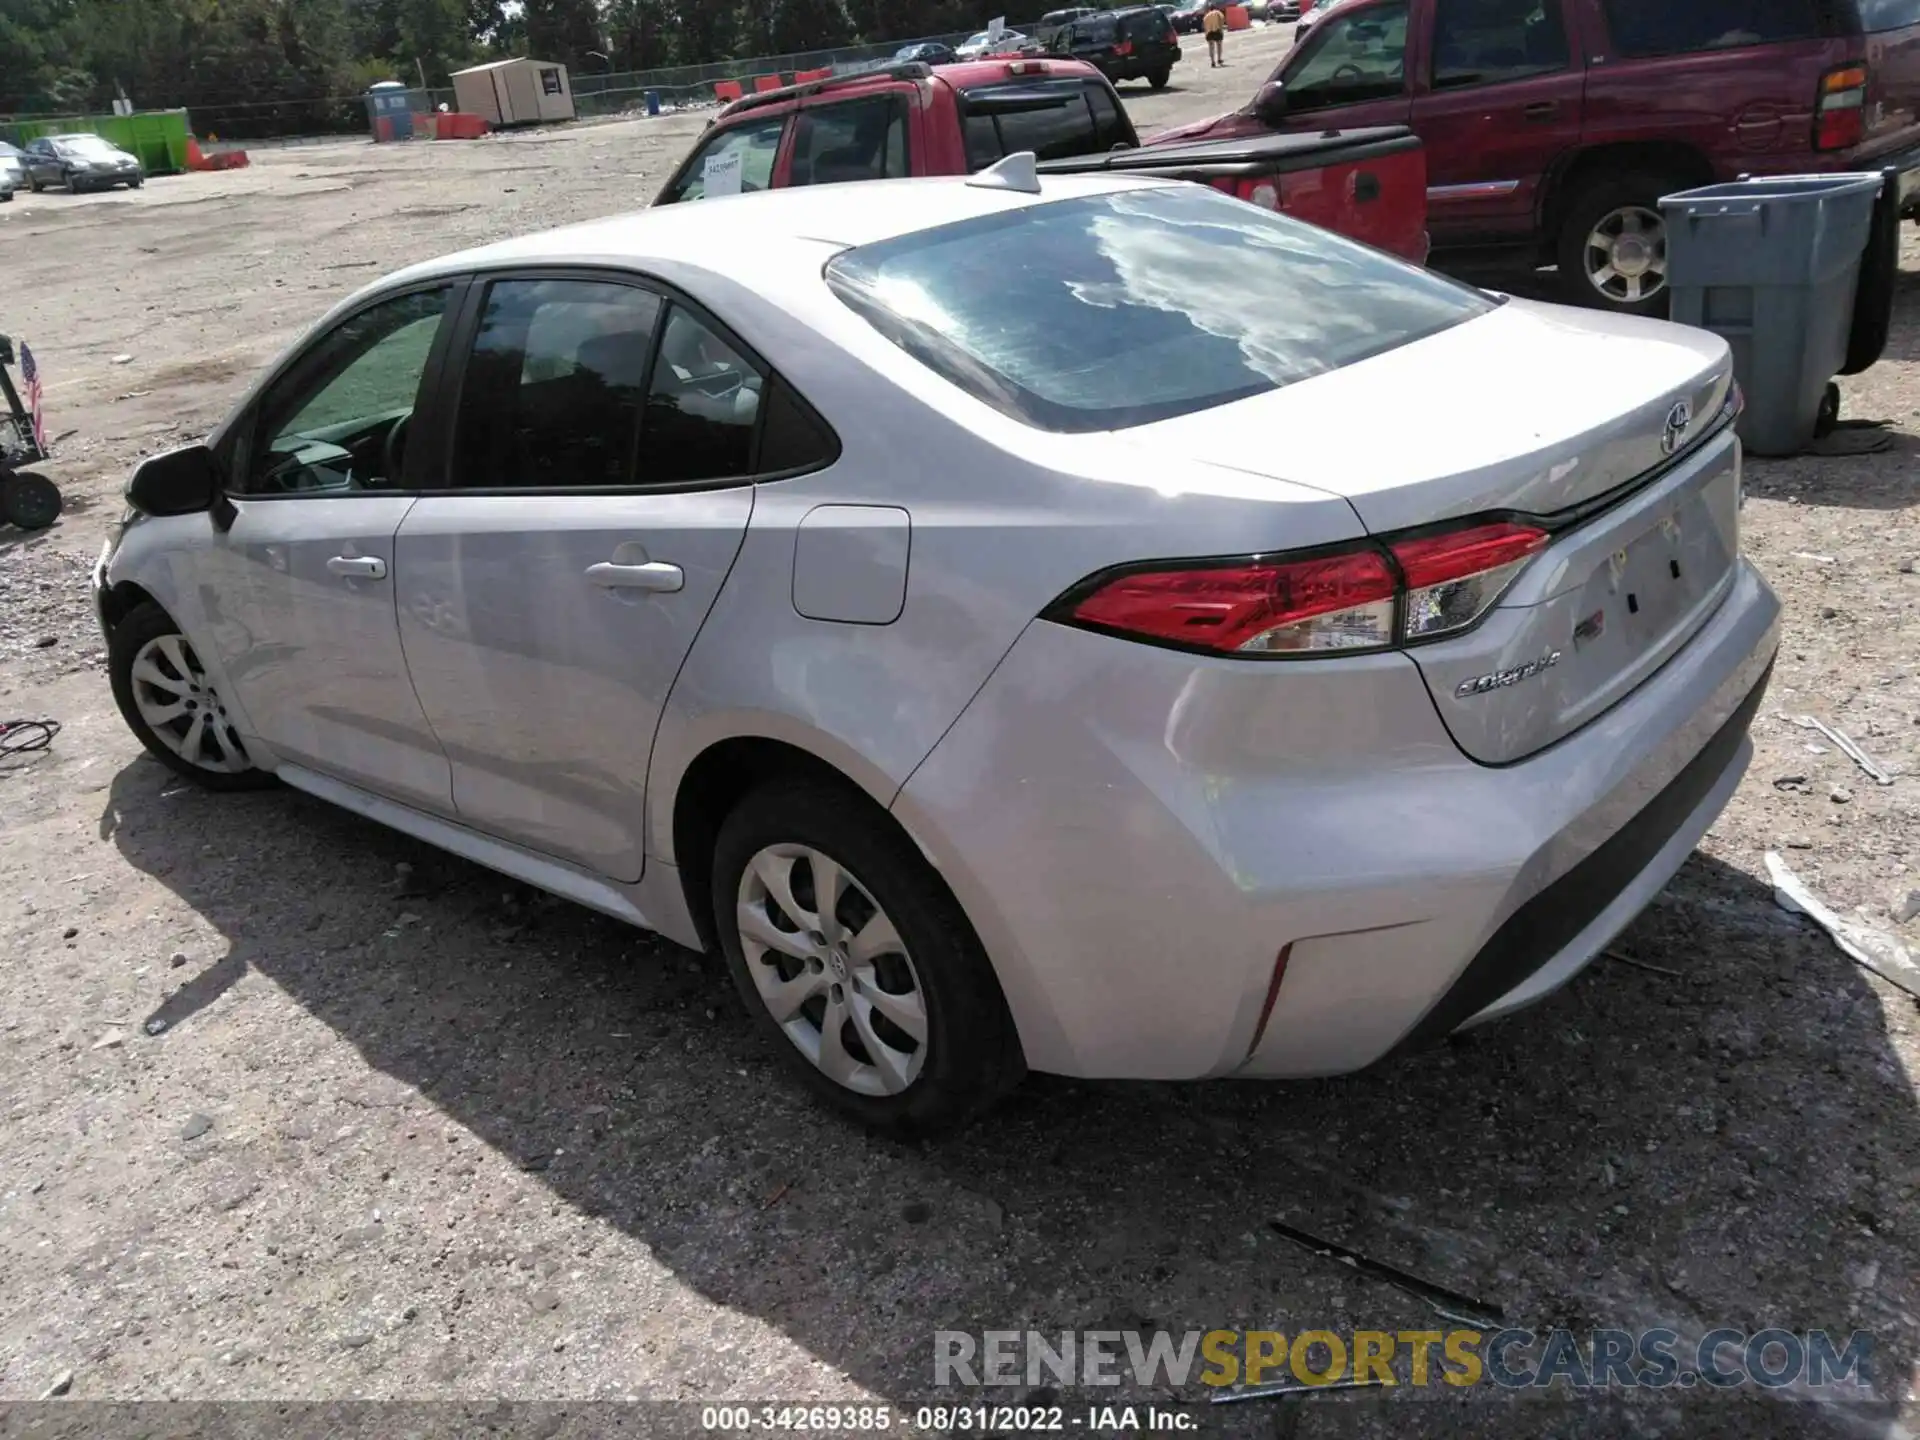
1556,171,1681,318
1150,67,1171,88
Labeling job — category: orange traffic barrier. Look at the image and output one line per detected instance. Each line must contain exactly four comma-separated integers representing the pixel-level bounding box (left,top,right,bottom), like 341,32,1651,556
432,112,487,139
714,79,744,102
752,74,785,93
185,135,250,171
1225,4,1252,26
794,67,833,83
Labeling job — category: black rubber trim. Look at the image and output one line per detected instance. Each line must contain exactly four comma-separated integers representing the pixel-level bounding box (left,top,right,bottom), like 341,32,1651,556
1385,656,1774,1056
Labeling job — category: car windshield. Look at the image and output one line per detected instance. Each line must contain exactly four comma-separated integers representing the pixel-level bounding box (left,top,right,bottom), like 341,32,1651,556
826,186,1496,433
61,137,120,157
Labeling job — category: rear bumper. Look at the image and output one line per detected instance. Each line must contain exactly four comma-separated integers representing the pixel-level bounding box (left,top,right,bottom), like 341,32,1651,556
894,558,1779,1081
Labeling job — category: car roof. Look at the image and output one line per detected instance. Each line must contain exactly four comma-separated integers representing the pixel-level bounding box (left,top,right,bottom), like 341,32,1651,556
714,56,1105,123
379,172,1174,292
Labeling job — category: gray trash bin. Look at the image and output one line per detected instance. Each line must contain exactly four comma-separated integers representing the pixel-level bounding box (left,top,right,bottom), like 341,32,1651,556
1660,173,1882,457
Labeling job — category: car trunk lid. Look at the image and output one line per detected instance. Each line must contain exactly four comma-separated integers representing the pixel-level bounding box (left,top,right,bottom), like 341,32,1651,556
1131,299,1741,763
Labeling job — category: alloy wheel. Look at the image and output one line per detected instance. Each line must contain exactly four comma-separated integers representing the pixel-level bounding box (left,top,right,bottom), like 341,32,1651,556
735,842,928,1097
1583,204,1667,305
128,633,252,773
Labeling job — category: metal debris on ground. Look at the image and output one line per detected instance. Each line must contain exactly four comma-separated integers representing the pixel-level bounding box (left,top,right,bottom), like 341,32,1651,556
0,718,61,756
1790,715,1894,785
762,1181,792,1210
1603,948,1682,979
1766,851,1920,1001
1266,1218,1504,1329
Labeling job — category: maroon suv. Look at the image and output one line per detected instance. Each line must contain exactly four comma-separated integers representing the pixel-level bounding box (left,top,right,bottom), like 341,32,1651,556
1150,0,1920,313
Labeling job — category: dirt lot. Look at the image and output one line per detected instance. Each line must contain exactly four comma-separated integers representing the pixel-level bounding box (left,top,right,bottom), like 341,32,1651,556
3,22,1920,1434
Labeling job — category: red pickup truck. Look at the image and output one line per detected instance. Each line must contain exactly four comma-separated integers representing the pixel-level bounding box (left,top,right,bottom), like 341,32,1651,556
653,57,1430,262
1149,0,1920,314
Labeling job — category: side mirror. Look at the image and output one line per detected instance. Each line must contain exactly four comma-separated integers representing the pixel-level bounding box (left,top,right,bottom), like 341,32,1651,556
127,443,219,517
1254,81,1289,124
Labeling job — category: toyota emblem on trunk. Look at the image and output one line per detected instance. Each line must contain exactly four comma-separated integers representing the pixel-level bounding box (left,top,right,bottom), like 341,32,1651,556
1661,400,1693,455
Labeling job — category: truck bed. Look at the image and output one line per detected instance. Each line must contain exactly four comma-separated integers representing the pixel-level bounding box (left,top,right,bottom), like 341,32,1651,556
1037,125,1428,261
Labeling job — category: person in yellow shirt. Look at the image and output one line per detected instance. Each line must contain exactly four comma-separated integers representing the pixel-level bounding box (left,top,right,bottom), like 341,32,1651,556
1202,4,1226,66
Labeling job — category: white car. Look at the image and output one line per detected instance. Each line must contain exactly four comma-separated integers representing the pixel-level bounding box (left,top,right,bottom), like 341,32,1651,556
956,27,1030,56
96,164,1777,1135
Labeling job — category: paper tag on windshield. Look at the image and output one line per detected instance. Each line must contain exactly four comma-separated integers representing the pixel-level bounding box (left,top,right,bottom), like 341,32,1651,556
704,149,743,197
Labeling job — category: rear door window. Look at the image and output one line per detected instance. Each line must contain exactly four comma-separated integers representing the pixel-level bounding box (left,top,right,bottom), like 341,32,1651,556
1851,0,1920,30
1086,84,1136,149
1121,8,1170,38
1431,0,1571,88
788,95,911,186
1598,0,1823,56
658,114,786,203
958,80,1126,166
826,186,1494,433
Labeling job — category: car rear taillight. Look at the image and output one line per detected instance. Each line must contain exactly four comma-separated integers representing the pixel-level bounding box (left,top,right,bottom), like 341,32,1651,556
1815,63,1867,150
1066,549,1397,654
1051,519,1550,657
1391,522,1548,641
1113,40,1134,54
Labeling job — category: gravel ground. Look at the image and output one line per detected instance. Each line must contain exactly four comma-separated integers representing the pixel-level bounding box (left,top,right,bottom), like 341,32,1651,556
3,24,1920,1436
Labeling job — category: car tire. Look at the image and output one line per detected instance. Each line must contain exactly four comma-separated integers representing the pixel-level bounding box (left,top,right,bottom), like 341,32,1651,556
0,471,62,530
108,601,276,792
65,169,85,194
711,776,1025,1137
1555,170,1683,318
27,174,41,193
1150,67,1171,88
129,175,144,189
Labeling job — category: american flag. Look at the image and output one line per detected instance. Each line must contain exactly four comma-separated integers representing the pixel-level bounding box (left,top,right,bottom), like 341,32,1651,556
19,341,45,453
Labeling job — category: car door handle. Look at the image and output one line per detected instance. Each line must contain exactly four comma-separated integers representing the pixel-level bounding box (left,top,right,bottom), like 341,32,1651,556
1523,101,1558,120
326,555,387,580
586,560,684,593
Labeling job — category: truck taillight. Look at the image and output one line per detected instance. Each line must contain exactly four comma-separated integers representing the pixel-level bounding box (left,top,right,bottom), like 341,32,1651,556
1049,520,1549,657
1113,40,1134,54
1815,63,1867,150
1238,178,1280,209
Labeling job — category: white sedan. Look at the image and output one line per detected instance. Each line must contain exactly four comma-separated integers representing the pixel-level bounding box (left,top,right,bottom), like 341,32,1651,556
956,27,1031,56
96,162,1778,1134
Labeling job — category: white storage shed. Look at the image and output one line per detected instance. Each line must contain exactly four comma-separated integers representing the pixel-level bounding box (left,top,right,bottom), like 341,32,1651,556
451,58,576,127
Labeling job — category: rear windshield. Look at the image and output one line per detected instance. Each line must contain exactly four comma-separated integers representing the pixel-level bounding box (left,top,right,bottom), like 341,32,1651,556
958,79,1136,167
825,186,1494,433
1600,0,1827,55
1120,9,1172,37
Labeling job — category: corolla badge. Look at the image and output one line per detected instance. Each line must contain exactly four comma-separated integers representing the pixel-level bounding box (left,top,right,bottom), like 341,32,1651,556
1661,399,1693,456
1455,651,1562,699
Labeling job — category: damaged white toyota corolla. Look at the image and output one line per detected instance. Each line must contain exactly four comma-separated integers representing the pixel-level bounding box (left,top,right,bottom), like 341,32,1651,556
94,163,1779,1134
